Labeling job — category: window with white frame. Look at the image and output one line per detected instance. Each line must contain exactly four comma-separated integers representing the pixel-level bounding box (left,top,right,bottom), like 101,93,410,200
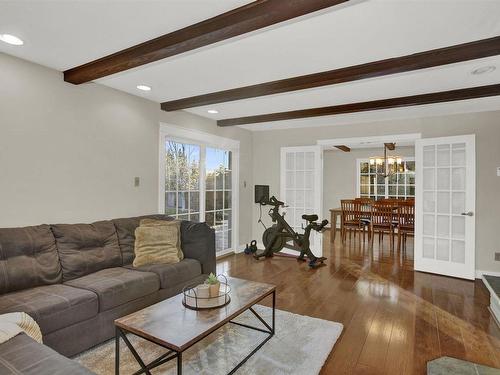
159,124,239,254
357,158,415,200
205,147,232,252
165,141,201,222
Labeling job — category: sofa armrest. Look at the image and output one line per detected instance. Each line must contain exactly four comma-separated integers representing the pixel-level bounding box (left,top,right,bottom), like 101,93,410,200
0,333,95,374
180,221,216,275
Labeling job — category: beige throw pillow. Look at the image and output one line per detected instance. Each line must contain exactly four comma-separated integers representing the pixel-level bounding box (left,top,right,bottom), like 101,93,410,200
139,219,184,260
133,221,180,268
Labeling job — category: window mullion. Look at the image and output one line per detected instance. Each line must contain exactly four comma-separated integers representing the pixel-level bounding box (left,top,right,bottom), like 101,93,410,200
385,174,389,199
199,145,206,221
175,147,181,219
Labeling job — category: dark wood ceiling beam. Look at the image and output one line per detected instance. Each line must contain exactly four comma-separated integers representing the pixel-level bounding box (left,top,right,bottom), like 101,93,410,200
217,84,500,126
64,0,348,84
335,145,351,152
162,36,500,111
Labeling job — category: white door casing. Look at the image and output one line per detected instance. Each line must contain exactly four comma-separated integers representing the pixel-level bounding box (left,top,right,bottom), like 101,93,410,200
415,135,476,280
280,145,323,257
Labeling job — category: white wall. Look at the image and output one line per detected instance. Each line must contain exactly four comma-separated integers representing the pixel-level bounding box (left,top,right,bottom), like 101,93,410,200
0,52,253,246
251,112,500,274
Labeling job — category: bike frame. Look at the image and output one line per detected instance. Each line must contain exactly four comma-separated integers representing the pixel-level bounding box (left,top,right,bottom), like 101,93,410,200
255,196,327,267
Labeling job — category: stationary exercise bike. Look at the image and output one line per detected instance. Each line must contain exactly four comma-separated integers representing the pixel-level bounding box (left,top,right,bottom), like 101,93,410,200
254,196,328,268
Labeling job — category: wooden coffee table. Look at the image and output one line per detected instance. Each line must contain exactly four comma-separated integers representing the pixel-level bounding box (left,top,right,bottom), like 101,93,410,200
114,277,276,375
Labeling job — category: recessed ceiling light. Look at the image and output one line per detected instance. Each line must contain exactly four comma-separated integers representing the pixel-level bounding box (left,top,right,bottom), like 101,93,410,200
136,85,151,91
471,66,496,75
0,34,24,46
207,109,219,114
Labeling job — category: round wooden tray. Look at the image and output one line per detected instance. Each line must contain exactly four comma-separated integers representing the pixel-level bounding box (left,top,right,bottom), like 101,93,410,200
182,282,231,310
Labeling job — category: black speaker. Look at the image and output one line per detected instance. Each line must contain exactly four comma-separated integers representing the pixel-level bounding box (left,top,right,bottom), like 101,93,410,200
254,185,269,204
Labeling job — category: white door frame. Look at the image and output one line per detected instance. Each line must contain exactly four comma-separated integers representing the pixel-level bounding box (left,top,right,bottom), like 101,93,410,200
159,123,240,255
414,134,476,280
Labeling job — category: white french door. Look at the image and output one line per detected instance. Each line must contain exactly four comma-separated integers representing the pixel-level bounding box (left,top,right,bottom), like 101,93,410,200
415,135,475,280
159,124,240,255
280,145,323,256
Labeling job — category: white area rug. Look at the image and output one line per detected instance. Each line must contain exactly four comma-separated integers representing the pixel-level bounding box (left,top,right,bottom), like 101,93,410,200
75,305,343,375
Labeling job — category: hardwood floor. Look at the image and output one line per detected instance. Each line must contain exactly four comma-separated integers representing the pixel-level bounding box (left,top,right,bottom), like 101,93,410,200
216,230,500,374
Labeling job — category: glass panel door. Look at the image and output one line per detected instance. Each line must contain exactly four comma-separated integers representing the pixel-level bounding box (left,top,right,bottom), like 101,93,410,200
163,136,236,254
165,141,201,222
205,147,232,253
415,135,475,280
280,145,323,256
161,128,239,255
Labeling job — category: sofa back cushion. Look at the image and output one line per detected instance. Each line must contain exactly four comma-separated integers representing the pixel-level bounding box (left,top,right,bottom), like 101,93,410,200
112,215,174,265
51,221,122,282
0,225,62,294
180,221,216,275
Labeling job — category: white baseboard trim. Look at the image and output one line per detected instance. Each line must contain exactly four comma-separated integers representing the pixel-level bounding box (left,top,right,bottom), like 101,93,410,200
235,244,247,253
216,248,235,259
476,269,500,278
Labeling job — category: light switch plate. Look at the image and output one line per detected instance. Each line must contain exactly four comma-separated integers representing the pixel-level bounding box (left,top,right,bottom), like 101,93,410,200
134,177,140,187
497,167,500,177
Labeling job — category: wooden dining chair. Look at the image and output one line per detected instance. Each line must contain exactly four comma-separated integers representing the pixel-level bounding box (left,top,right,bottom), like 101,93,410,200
370,201,397,250
340,200,362,242
355,197,373,240
397,201,415,253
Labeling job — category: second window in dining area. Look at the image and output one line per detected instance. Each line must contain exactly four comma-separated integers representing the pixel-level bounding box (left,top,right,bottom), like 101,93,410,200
357,158,415,200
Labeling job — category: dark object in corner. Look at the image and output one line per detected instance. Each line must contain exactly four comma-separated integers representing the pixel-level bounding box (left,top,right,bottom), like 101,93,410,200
244,240,258,255
255,185,269,204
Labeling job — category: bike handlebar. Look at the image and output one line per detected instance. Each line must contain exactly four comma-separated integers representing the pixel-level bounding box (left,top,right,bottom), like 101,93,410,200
263,195,284,207
317,219,329,231
309,219,329,233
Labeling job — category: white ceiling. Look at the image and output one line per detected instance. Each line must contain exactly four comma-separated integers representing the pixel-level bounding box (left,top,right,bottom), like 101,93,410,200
1,0,500,131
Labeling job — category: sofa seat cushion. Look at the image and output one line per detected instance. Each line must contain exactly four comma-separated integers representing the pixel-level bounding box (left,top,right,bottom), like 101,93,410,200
0,284,98,335
126,258,202,289
64,267,160,312
0,333,95,375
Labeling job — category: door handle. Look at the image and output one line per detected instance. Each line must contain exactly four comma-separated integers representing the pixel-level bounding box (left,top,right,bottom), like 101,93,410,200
461,211,474,217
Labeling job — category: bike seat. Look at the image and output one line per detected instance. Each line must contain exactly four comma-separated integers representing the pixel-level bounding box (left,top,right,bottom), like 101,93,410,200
302,214,318,222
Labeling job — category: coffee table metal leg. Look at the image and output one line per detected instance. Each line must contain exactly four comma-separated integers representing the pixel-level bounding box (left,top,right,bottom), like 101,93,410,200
272,290,276,334
177,352,182,375
115,327,120,375
117,328,152,375
227,292,276,375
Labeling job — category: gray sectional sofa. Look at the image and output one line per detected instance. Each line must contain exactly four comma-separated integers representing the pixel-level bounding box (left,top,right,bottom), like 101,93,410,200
0,214,215,373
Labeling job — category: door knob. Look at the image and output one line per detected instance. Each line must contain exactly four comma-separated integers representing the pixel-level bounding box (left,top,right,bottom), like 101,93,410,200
461,211,474,216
